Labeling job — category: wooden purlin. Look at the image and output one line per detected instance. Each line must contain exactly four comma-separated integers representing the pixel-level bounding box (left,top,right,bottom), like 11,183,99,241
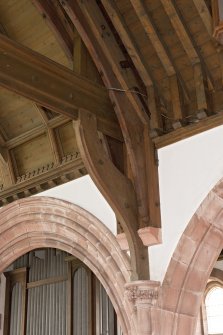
0,33,121,140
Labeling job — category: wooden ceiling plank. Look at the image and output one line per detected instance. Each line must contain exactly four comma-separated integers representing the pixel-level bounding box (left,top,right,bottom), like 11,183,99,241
192,0,212,36
101,0,153,87
0,33,121,140
32,0,74,60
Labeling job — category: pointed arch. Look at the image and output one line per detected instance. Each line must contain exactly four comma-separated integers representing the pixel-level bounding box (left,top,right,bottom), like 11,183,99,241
161,178,223,334
0,196,136,334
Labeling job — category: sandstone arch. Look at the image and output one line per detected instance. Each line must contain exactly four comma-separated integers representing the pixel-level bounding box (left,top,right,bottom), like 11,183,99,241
161,178,223,335
0,196,136,334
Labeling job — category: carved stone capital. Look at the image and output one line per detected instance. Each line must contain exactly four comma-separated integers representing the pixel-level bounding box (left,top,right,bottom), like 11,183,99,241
125,280,160,307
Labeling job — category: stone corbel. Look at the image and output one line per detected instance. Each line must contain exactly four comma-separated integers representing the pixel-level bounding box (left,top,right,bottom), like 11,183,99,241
125,280,160,335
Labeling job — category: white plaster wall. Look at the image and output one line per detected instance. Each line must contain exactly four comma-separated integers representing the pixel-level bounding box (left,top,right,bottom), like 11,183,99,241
36,175,116,234
149,125,223,282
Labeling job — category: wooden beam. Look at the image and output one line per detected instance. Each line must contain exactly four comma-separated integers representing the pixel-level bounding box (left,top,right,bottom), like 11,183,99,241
101,0,153,87
32,0,74,60
146,86,161,130
169,75,182,120
130,0,175,76
0,33,120,139
192,0,212,36
160,0,211,110
194,63,208,111
153,111,223,148
74,110,149,280
160,0,199,64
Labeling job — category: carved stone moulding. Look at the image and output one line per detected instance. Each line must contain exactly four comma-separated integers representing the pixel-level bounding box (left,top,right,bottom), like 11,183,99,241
125,280,160,307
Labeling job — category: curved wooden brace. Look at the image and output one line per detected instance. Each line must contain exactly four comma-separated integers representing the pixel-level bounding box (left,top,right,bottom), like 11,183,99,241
74,109,149,280
60,0,161,231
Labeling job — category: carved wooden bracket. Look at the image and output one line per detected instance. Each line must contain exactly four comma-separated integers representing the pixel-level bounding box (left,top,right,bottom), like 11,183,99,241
74,109,149,280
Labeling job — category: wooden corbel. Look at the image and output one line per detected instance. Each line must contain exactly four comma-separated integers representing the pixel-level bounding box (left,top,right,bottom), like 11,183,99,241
74,109,149,280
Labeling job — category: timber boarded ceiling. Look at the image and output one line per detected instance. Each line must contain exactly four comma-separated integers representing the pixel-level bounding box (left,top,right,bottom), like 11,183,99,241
0,0,223,205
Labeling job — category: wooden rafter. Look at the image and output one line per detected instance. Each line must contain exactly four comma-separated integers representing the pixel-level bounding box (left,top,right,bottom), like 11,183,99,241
101,0,153,87
160,0,211,111
101,0,169,124
0,33,121,140
128,0,191,120
130,0,175,76
65,0,150,123
32,0,74,60
192,0,212,36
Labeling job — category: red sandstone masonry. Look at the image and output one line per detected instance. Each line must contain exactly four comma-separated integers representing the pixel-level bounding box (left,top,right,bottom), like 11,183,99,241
1,175,223,335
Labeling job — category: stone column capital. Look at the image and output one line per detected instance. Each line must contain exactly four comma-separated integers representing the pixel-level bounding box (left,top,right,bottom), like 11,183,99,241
124,280,160,307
